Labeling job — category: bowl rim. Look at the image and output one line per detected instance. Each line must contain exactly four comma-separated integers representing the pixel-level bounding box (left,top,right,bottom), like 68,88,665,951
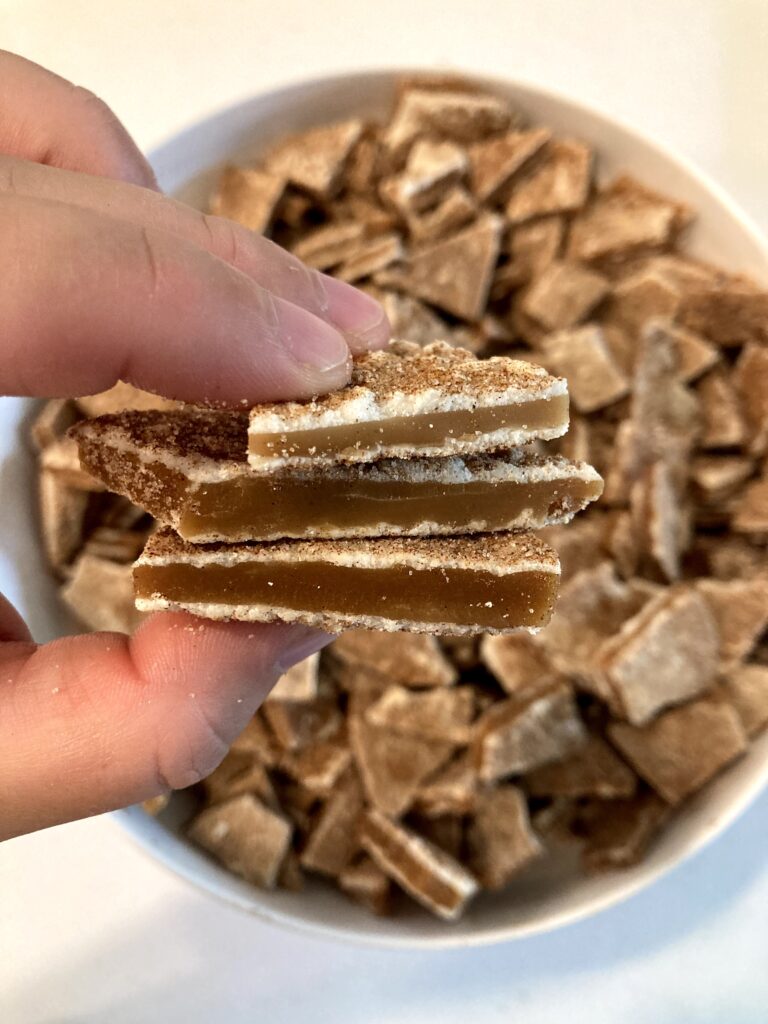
116,66,768,950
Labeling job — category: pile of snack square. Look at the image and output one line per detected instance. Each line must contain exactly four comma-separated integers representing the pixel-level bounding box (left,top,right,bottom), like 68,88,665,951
33,76,768,920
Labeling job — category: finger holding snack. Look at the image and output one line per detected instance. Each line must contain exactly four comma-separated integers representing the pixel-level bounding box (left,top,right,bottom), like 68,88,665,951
0,53,390,841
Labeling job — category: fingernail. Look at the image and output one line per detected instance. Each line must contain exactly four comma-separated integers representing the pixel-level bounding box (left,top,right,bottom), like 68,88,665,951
322,278,392,353
274,627,336,676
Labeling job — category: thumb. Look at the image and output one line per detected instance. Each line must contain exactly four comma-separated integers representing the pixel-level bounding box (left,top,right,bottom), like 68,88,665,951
0,610,331,840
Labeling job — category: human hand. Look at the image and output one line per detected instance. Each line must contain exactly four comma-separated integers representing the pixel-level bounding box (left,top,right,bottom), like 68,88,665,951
0,52,390,840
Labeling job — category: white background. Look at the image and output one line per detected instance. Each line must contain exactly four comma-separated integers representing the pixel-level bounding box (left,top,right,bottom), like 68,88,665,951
1,1,767,1020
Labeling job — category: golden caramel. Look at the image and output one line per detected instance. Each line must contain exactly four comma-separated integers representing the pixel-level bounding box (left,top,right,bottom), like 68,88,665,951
249,395,569,461
183,472,597,540
134,560,557,631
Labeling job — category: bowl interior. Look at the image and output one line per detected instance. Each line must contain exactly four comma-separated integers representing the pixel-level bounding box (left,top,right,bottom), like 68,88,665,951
3,69,768,948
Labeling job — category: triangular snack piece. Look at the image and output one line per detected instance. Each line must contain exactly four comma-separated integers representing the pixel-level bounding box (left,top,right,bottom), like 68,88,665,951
568,176,690,262
472,680,587,780
349,715,454,817
300,772,364,877
187,794,292,888
525,734,637,799
265,119,363,198
387,215,502,320
365,685,475,743
467,785,542,890
696,577,768,667
597,587,718,726
383,87,513,161
414,753,478,817
468,127,550,202
723,665,768,737
406,186,477,243
608,696,747,805
209,166,285,234
506,140,592,224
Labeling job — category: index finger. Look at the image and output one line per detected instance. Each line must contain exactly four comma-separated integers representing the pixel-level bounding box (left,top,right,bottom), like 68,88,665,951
0,193,355,404
0,155,390,354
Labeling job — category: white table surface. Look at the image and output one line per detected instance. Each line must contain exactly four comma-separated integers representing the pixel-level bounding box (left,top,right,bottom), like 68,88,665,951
1,1,767,1020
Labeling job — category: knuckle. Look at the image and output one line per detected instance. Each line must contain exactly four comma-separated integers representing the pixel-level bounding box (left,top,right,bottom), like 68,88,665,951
200,212,245,269
138,225,164,301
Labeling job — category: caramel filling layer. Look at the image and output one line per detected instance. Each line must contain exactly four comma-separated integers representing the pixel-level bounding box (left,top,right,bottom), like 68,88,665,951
249,395,568,459
182,474,599,540
134,561,558,629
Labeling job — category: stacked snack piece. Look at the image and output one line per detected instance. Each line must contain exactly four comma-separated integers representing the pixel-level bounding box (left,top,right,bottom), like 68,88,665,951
73,405,602,544
32,75,768,922
73,340,602,634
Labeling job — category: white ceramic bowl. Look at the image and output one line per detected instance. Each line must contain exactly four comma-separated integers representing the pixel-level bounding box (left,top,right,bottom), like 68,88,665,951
3,69,768,949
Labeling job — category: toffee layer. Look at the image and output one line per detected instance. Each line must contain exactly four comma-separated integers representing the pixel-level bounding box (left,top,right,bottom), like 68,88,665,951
248,395,569,466
133,529,560,634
